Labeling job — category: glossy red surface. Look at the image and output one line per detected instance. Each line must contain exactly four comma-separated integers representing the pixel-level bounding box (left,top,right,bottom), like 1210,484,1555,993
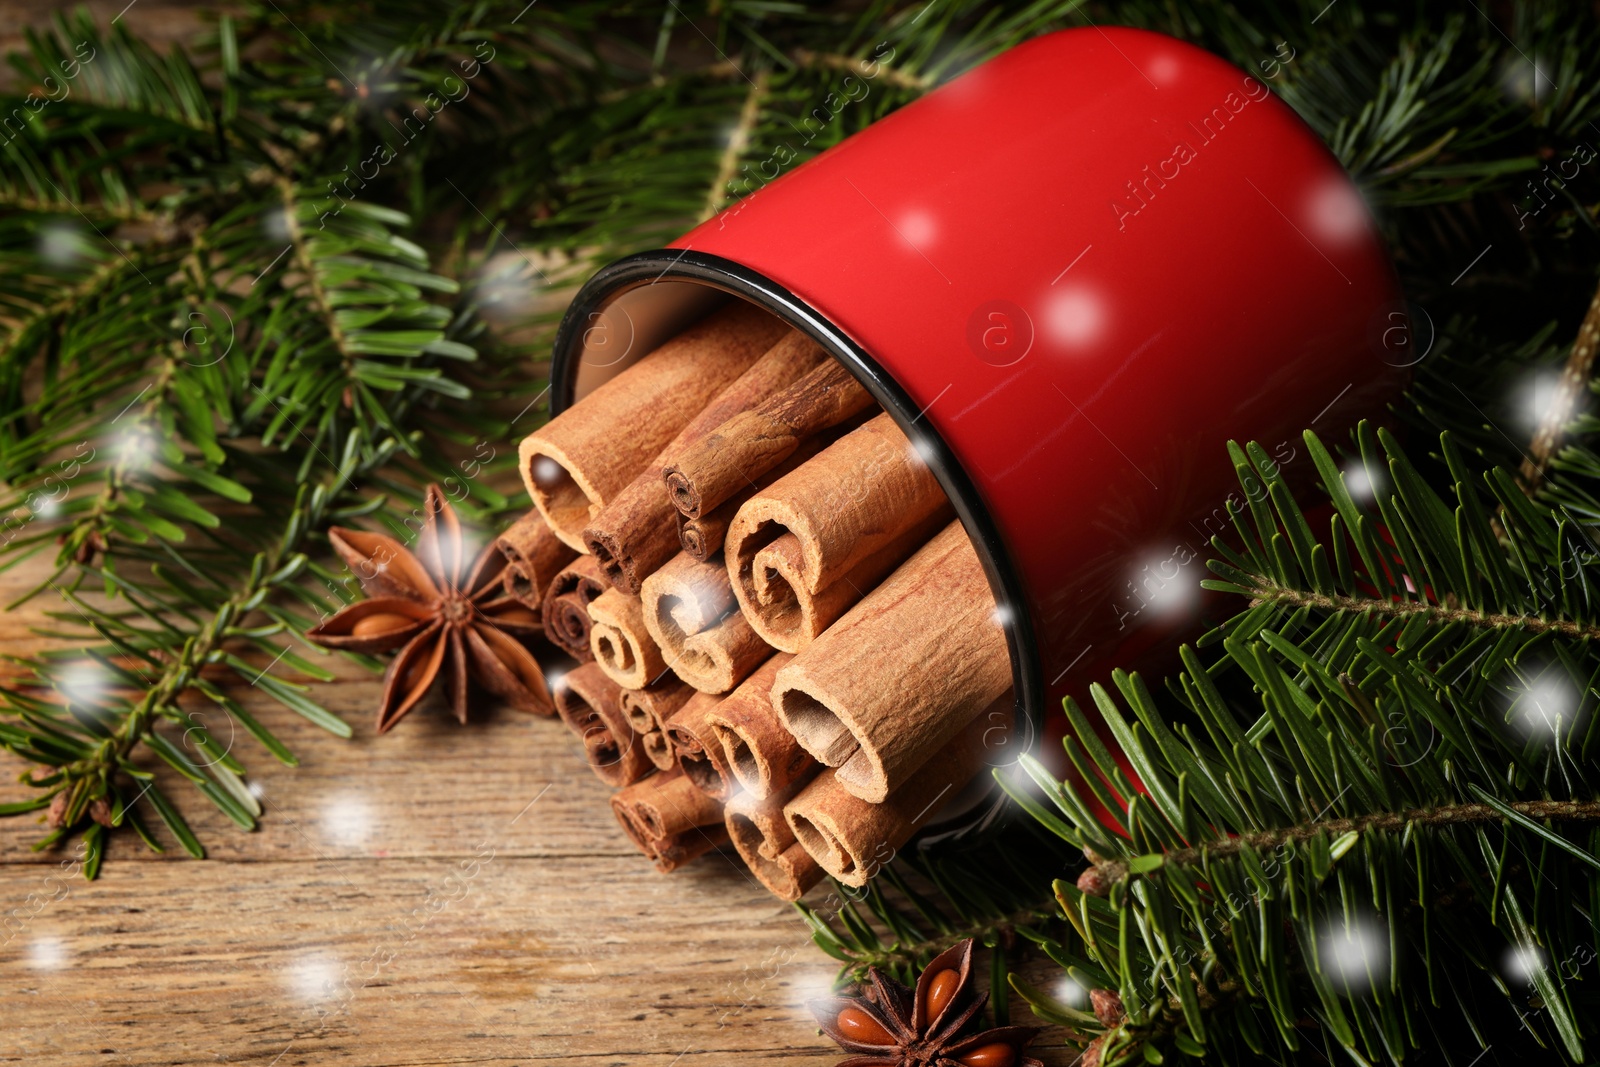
666,26,1405,715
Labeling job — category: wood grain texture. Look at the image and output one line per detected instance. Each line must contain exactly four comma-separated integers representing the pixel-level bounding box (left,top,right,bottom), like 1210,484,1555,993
0,553,1072,1066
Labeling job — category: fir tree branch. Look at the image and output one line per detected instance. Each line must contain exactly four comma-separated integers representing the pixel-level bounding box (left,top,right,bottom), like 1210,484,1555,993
1521,276,1600,495
0,191,155,224
0,256,128,356
699,69,769,223
39,461,372,838
1083,799,1600,887
277,176,354,368
1000,421,1600,1064
1235,580,1600,640
827,901,1061,977
791,48,931,91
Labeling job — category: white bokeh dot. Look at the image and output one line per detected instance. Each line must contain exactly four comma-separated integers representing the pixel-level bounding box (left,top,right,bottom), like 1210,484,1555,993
532,457,565,485
476,252,540,320
1055,975,1088,1009
1515,372,1568,436
1506,943,1545,982
320,793,371,849
1147,51,1182,86
1513,675,1577,740
1306,177,1369,245
57,661,109,707
897,209,938,248
287,951,342,1003
28,935,67,971
37,222,91,269
1319,915,1388,988
1341,459,1380,502
1044,286,1107,349
261,208,292,243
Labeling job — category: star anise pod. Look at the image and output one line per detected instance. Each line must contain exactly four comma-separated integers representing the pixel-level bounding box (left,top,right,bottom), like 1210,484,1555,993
811,938,1043,1067
309,485,553,732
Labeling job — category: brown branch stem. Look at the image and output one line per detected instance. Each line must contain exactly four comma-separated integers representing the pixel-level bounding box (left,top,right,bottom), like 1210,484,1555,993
277,177,354,367
699,69,769,223
1090,799,1600,885
829,902,1059,977
1245,582,1600,640
791,48,932,91
1519,274,1600,495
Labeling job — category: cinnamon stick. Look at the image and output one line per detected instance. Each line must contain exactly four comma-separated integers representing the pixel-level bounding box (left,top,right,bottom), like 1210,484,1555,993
641,551,772,694
706,653,814,800
611,767,728,873
678,505,734,563
676,435,835,562
725,781,823,901
663,357,874,519
587,587,668,690
772,522,1010,803
583,330,825,594
784,699,1012,887
619,676,695,736
496,510,576,612
519,301,787,549
541,555,607,662
725,413,952,652
552,662,652,787
642,729,676,770
621,677,696,772
664,689,737,800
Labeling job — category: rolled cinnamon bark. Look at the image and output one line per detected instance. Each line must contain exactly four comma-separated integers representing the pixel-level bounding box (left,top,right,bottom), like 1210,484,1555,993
641,551,772,694
678,505,733,563
642,729,676,771
621,679,695,772
611,767,728,873
725,782,824,901
587,588,668,690
664,357,875,519
705,653,814,800
496,510,576,612
619,676,695,736
552,662,653,787
519,301,787,549
675,434,836,562
583,331,825,594
784,698,1012,887
664,689,737,800
772,522,1010,803
725,413,952,652
541,555,607,662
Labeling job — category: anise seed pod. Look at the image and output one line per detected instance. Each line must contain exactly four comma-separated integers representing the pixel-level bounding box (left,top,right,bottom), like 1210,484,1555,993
306,486,555,732
810,938,1044,1067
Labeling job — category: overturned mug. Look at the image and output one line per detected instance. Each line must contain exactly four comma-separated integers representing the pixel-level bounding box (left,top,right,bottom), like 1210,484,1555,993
546,26,1405,809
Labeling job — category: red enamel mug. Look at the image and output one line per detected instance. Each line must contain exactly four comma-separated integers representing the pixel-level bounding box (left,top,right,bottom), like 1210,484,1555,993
546,26,1406,802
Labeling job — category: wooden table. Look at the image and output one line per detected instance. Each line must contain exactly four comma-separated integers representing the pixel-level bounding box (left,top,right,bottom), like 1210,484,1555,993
0,551,1076,1066
0,3,1077,1061
0,549,850,1066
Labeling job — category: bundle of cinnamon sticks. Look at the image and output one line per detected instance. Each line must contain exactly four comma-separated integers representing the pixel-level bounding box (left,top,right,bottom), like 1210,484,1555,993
501,301,1013,900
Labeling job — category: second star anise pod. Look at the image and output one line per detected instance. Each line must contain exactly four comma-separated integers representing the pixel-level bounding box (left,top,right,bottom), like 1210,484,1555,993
810,938,1043,1067
309,485,554,731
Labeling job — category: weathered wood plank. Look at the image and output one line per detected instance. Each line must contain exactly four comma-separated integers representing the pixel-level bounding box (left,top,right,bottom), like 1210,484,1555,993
0,549,1074,1066
1,851,846,1065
